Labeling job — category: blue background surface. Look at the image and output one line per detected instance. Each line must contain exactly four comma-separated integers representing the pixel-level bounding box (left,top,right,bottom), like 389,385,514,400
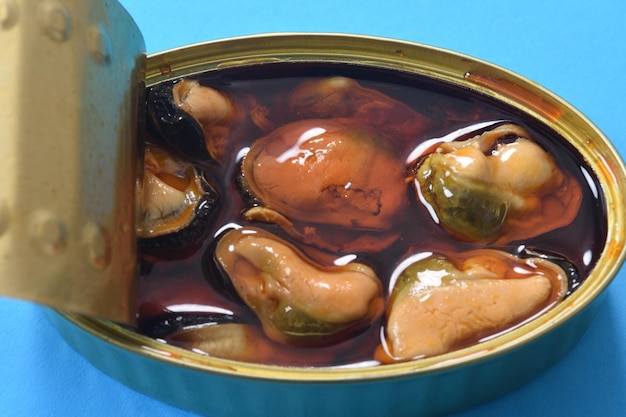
1,1,625,416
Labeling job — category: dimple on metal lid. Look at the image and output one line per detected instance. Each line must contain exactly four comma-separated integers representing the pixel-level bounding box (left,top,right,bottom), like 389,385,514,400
0,0,146,324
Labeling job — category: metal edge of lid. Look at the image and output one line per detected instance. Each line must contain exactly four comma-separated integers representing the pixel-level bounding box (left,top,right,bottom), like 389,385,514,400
57,33,626,380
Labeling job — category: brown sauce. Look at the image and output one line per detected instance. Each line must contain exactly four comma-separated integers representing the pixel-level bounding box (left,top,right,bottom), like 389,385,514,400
136,63,607,367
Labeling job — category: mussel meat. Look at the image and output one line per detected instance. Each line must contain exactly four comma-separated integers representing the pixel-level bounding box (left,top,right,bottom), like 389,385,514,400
240,118,409,252
172,323,280,363
377,249,569,362
138,309,281,363
241,205,403,254
147,79,241,164
413,123,582,243
288,76,432,145
214,226,385,346
138,145,218,254
170,323,337,366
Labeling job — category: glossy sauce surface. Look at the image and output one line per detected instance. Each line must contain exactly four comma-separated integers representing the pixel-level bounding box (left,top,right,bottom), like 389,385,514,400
137,63,607,367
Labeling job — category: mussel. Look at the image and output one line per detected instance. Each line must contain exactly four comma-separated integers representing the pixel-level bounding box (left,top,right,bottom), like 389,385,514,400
213,226,385,347
172,323,281,363
240,118,409,252
147,79,242,164
376,249,569,363
138,309,278,363
413,123,582,244
287,76,432,145
171,323,338,366
138,145,218,255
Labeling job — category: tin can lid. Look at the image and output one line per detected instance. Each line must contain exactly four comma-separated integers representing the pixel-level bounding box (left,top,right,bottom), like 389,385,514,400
0,0,145,324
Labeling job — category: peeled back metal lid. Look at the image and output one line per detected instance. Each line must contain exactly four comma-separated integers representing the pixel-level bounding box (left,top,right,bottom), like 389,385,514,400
0,0,146,324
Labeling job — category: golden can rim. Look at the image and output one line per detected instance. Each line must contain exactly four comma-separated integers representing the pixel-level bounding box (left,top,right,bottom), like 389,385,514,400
61,33,626,382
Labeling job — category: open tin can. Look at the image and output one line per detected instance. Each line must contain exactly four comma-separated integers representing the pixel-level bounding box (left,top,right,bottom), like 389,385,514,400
2,2,626,417
49,34,626,416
